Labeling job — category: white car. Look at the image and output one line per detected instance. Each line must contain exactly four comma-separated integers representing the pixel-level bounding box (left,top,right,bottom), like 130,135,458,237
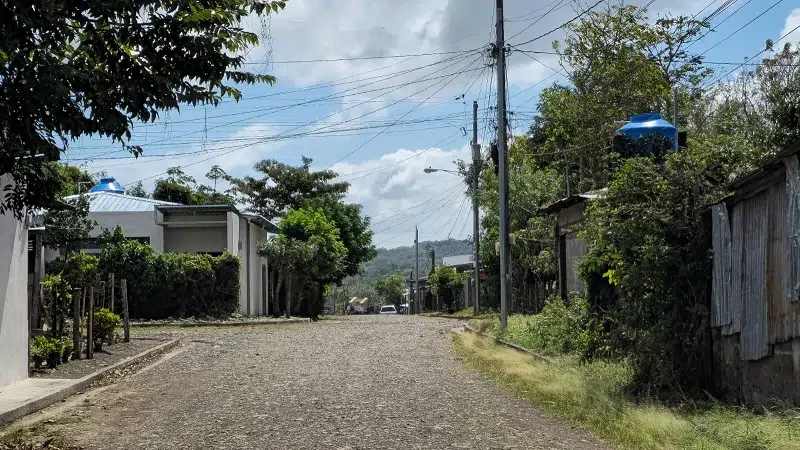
379,305,398,315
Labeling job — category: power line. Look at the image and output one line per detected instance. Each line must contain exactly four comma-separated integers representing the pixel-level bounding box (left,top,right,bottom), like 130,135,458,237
323,55,485,169
246,49,482,64
511,0,606,47
698,0,783,57
506,0,569,42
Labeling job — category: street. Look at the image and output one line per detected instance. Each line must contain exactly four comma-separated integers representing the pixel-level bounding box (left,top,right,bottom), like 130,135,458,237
34,316,606,449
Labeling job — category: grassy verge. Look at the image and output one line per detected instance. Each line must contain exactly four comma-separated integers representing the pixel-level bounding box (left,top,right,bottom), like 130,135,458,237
423,308,496,319
453,332,800,450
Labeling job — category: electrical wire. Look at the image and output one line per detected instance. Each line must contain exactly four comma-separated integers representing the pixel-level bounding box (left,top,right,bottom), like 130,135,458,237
510,0,606,47
697,0,783,57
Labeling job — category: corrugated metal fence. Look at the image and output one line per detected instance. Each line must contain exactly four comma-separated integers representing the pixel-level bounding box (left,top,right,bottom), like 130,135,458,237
711,155,800,360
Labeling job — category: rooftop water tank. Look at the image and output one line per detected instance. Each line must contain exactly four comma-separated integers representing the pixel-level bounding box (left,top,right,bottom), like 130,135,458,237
88,177,125,194
617,113,678,152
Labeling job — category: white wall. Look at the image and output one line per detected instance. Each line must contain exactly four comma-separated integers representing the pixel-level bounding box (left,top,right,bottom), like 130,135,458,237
0,177,29,387
163,227,227,254
45,211,165,262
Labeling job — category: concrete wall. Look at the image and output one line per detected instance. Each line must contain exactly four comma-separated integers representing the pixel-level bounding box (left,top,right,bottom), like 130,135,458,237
0,177,29,387
163,226,226,254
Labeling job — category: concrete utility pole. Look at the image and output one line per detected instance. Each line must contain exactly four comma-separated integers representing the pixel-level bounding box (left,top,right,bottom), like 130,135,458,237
496,0,510,332
415,226,420,315
673,86,679,128
472,100,481,316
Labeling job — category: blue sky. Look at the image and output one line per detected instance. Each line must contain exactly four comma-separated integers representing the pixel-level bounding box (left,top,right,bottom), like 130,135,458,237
63,0,800,248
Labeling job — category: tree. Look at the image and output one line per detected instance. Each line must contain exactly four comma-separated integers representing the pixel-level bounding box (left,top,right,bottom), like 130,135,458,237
0,0,286,218
126,181,150,199
42,195,96,260
428,266,469,313
304,196,377,280
206,165,229,193
374,274,406,310
49,164,96,197
258,235,315,319
232,156,350,220
153,167,235,205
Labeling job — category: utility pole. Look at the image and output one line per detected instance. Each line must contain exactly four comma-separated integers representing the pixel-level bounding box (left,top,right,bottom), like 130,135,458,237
472,100,481,316
495,0,510,332
673,86,679,128
415,226,420,315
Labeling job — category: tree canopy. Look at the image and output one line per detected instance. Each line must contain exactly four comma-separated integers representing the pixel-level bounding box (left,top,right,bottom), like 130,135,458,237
374,273,406,309
0,0,285,218
232,156,349,220
152,167,236,205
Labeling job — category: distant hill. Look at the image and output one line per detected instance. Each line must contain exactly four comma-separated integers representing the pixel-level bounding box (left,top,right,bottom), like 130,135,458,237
358,238,473,283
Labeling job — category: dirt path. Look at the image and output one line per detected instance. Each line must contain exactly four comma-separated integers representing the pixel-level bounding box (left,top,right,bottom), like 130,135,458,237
35,316,609,449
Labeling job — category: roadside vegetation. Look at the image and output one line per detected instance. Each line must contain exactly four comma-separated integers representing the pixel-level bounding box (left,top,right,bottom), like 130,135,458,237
424,308,495,319
454,332,800,450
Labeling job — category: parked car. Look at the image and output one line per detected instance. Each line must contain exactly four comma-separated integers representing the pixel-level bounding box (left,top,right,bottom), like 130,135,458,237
379,305,398,315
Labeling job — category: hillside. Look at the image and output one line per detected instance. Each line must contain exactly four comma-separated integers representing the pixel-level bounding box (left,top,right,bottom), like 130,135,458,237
359,238,473,283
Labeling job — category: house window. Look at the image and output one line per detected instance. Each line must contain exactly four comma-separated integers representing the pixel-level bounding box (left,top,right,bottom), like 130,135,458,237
198,252,223,257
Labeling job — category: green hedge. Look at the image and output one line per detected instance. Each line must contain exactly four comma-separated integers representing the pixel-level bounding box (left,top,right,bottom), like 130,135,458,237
79,227,242,319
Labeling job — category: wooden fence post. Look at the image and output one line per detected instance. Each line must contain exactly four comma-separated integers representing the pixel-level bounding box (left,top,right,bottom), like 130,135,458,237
110,273,115,313
72,288,82,360
122,279,130,343
87,287,94,359
100,281,106,309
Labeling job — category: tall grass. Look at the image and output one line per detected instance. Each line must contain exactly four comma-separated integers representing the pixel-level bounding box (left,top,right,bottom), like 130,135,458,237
454,332,800,450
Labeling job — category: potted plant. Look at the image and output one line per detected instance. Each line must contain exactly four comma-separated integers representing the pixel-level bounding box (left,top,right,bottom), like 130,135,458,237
46,337,63,368
30,336,49,370
92,308,122,352
61,337,74,363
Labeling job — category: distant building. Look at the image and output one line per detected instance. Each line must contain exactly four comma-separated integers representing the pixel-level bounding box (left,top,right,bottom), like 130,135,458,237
43,178,278,317
540,189,606,299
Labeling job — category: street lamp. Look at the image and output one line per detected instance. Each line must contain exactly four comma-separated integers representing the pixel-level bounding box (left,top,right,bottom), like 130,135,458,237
423,167,460,175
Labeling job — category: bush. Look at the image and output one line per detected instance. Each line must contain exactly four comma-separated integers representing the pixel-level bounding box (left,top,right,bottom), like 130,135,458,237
30,336,54,368
61,337,73,362
97,226,240,319
93,308,121,349
485,295,604,358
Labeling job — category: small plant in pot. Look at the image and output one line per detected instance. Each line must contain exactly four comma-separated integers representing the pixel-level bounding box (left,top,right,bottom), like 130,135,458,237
61,337,74,363
30,336,51,370
92,308,122,352
46,338,63,368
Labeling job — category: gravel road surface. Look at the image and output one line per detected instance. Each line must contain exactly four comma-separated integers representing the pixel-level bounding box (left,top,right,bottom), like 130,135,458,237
52,315,608,449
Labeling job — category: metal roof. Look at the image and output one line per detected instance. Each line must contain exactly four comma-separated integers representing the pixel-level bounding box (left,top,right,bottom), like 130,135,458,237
64,192,179,212
539,188,607,215
442,254,474,267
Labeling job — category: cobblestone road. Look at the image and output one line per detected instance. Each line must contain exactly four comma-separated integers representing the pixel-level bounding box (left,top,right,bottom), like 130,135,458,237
54,315,608,449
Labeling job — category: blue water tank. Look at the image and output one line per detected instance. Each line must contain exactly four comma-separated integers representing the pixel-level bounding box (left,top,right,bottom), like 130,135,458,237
617,113,678,151
88,177,125,194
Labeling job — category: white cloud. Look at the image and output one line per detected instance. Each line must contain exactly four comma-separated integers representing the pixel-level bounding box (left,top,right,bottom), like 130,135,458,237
330,143,472,248
778,8,800,47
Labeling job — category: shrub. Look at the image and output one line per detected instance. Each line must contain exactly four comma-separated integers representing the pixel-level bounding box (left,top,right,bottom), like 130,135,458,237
30,336,54,368
487,295,604,358
61,337,74,362
97,226,240,319
93,308,121,349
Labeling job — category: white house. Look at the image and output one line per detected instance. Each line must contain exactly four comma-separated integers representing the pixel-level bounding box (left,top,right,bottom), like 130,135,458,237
0,175,29,387
45,178,278,317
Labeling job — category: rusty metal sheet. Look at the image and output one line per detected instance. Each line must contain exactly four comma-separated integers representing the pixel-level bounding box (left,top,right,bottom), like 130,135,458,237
740,191,770,361
565,235,588,294
785,155,800,303
769,169,800,343
711,203,732,328
727,203,744,336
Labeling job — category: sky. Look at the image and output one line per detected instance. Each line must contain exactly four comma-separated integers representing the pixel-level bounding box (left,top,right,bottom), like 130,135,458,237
63,0,800,248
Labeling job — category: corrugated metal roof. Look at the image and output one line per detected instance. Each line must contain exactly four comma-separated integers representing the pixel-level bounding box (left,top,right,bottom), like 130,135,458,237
443,254,473,267
64,192,180,212
539,188,607,215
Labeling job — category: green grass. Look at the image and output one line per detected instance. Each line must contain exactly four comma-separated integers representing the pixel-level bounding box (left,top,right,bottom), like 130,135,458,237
423,308,496,319
453,332,800,450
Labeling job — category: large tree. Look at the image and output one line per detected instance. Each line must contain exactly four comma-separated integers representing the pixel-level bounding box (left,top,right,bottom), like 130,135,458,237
0,0,285,218
304,196,376,280
42,195,96,260
232,156,349,220
374,274,406,310
153,167,236,205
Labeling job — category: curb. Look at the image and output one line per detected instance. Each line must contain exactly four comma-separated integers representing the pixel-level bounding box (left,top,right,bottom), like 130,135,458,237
0,339,180,428
462,324,555,365
129,318,311,328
